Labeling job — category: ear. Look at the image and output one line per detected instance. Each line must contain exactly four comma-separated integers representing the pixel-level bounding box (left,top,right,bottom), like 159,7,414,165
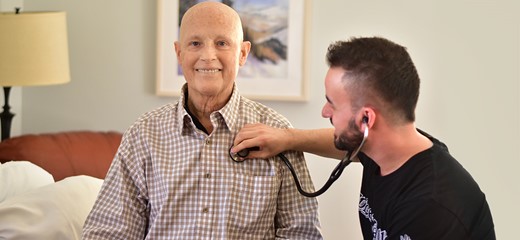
359,107,375,129
239,41,251,66
174,41,182,65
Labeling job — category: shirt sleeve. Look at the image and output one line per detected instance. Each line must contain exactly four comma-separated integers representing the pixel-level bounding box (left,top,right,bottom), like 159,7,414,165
274,150,323,239
82,130,150,239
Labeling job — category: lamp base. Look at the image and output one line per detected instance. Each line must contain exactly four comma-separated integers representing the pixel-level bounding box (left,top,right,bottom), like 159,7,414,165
1,87,15,141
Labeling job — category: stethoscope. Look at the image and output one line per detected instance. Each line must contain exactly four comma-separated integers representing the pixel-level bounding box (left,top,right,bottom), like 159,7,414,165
229,117,369,197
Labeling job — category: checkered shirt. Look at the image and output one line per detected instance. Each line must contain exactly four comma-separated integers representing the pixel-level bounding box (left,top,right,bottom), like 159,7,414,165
82,86,323,239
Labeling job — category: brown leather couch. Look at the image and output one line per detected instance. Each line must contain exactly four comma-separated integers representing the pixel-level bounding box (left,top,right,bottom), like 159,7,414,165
0,131,122,181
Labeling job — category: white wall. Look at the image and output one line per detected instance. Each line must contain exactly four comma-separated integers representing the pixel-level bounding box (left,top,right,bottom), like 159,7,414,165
17,0,520,239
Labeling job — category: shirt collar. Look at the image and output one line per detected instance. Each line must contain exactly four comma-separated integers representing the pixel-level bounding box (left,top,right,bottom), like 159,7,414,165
219,84,240,134
176,84,241,135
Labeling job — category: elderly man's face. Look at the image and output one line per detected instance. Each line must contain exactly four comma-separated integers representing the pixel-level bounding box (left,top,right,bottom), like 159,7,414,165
175,4,250,99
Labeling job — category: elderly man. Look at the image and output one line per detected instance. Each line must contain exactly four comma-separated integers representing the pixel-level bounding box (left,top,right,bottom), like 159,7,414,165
82,2,322,239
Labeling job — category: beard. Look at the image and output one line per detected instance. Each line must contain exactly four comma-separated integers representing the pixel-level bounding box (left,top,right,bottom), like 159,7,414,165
334,118,365,153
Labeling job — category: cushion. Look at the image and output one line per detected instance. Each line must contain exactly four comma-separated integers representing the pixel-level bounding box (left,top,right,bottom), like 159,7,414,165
0,131,122,181
0,175,103,240
0,161,55,202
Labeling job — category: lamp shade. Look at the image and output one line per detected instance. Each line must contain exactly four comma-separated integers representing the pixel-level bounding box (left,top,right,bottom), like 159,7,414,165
0,11,70,86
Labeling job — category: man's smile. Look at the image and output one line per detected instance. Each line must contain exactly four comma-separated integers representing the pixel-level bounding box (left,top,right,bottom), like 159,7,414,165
196,68,221,73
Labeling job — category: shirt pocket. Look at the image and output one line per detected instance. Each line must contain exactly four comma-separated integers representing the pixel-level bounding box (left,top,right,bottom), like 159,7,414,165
227,173,280,237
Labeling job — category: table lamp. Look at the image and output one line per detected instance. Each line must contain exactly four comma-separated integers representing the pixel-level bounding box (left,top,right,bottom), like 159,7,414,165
0,9,70,141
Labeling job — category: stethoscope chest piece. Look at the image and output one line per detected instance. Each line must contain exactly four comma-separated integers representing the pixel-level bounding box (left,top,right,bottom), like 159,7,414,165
229,146,259,162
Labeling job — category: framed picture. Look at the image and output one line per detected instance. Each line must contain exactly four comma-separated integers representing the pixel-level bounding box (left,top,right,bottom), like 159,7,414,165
156,0,307,101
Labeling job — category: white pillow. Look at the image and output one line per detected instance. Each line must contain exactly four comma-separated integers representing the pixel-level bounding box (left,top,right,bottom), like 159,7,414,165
0,175,103,240
0,161,55,202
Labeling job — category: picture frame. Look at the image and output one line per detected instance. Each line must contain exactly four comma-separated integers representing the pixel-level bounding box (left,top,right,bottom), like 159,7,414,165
156,0,308,101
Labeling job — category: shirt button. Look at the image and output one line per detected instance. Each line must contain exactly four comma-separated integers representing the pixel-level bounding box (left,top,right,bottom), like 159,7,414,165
202,207,209,213
205,173,211,179
205,138,211,145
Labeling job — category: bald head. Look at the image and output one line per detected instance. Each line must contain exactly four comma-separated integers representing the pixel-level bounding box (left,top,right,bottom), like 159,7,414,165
179,2,244,42
173,1,251,105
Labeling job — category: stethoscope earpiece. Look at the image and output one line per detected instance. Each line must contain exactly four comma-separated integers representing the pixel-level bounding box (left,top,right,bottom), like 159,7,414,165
362,116,369,124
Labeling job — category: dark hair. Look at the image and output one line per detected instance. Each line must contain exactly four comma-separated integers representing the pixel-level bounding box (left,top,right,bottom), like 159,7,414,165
326,36,420,123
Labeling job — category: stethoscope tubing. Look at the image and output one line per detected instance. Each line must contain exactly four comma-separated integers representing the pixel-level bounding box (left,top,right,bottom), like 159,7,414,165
277,152,353,197
230,122,369,198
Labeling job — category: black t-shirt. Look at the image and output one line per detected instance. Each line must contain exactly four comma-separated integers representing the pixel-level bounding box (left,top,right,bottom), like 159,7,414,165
358,130,495,240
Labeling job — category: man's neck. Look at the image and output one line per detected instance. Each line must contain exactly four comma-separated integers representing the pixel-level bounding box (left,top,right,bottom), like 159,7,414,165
184,90,230,134
365,124,433,176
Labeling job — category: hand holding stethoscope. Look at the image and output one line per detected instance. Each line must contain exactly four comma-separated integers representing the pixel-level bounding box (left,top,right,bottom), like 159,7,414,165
229,117,369,197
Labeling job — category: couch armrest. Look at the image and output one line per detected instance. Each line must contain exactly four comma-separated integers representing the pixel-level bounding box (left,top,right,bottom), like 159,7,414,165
0,131,122,181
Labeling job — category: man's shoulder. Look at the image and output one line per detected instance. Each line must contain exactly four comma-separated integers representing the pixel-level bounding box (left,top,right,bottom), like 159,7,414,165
139,102,177,121
239,96,292,128
126,102,179,133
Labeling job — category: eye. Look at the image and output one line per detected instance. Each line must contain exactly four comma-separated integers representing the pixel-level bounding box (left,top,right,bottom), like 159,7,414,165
189,41,201,47
325,96,333,105
216,41,228,47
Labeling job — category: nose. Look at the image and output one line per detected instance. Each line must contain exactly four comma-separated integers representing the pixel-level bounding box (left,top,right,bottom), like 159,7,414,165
322,104,334,125
321,103,331,118
200,44,217,62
